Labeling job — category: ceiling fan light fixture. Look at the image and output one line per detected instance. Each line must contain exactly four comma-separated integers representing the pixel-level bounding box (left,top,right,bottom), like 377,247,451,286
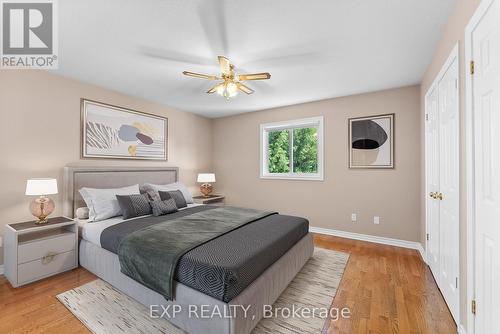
216,83,225,95
217,80,238,99
182,56,270,99
226,81,238,95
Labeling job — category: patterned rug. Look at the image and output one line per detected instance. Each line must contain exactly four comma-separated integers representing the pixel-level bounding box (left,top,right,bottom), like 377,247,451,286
57,247,348,334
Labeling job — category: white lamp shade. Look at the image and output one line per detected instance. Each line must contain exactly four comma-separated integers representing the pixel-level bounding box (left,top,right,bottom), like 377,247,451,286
197,173,216,183
25,178,58,195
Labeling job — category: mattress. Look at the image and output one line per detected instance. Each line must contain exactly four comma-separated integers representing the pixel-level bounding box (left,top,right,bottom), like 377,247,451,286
81,205,309,302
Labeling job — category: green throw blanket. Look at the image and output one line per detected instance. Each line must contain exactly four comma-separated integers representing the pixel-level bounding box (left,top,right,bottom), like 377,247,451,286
117,206,276,300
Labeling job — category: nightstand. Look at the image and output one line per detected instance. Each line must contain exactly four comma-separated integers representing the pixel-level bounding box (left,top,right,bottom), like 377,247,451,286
193,195,225,205
3,217,78,287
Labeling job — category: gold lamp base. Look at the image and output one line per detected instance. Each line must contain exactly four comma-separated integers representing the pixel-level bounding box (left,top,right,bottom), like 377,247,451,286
36,216,49,224
30,196,55,224
200,183,213,197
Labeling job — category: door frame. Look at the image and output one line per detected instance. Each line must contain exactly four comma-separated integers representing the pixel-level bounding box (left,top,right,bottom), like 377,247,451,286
465,1,496,333
424,42,460,323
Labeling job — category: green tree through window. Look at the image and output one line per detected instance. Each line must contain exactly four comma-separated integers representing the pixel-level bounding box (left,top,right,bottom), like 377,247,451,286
293,128,318,173
268,130,290,173
267,127,318,174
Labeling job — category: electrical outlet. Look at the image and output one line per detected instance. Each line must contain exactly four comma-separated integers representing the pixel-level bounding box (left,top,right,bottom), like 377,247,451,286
351,213,357,222
374,216,380,225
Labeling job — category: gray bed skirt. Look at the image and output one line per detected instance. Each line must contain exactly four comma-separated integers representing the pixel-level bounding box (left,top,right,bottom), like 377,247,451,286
79,233,314,334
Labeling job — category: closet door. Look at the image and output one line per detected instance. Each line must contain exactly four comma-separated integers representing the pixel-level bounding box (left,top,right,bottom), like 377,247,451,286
472,0,500,332
425,46,460,323
437,57,460,322
425,86,441,284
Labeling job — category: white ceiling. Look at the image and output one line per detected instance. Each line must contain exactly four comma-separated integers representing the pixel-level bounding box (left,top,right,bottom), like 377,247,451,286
56,0,457,118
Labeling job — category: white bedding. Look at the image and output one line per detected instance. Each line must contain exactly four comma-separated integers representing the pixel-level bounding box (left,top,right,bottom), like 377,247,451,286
78,203,204,247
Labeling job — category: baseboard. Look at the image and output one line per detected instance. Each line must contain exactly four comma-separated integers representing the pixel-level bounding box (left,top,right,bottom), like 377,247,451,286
0,265,4,275
417,243,427,263
310,226,426,261
458,324,467,334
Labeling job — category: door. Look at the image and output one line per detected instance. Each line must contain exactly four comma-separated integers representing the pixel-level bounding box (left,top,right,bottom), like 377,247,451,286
437,57,460,322
425,45,460,323
426,86,441,283
472,0,500,332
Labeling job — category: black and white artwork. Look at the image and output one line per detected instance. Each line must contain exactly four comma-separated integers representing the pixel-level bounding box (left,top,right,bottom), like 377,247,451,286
349,114,394,168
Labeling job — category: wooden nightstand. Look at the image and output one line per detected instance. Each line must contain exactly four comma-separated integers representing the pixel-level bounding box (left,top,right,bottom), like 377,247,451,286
3,217,78,287
193,195,225,205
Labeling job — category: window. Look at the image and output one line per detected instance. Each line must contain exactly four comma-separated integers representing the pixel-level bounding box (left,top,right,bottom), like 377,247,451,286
260,117,324,180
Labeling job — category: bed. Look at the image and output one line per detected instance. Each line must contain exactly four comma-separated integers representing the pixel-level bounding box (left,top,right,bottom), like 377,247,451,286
63,166,314,334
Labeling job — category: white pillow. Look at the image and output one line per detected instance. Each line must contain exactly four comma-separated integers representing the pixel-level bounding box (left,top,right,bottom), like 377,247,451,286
79,184,140,222
75,207,89,219
141,182,193,204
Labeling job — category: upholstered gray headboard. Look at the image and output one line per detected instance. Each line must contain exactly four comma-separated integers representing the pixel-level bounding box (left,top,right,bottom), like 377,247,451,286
63,166,179,218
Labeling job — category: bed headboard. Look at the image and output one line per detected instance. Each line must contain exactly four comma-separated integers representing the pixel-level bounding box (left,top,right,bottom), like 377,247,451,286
63,166,179,218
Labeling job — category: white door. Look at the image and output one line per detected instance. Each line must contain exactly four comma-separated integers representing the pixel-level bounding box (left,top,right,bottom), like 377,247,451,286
426,86,441,283
425,45,460,323
472,0,500,332
437,57,460,322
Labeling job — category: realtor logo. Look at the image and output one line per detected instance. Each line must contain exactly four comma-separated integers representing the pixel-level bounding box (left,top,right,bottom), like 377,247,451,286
1,0,58,68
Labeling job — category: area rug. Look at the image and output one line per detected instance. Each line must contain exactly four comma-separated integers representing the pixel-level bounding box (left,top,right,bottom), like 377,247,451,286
57,247,348,334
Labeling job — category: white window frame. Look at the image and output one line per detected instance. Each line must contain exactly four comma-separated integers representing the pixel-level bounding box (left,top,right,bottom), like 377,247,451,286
260,116,324,181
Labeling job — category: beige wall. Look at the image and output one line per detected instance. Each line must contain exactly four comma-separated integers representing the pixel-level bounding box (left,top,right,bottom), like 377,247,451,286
213,85,421,242
0,71,213,265
419,0,481,328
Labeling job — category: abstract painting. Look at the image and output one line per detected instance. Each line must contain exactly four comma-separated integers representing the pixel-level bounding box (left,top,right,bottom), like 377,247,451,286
349,114,394,168
81,99,167,160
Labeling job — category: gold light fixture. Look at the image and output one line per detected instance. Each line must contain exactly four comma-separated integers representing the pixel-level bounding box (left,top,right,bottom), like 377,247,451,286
183,56,271,100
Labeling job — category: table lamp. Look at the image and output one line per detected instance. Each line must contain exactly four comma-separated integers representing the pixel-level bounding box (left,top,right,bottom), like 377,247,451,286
197,173,216,197
25,178,58,224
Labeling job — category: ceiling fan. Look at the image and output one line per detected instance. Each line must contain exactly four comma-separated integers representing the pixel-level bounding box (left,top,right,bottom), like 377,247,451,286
182,56,271,99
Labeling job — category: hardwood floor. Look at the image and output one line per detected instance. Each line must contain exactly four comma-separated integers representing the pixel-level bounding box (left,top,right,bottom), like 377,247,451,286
0,234,456,334
314,234,457,334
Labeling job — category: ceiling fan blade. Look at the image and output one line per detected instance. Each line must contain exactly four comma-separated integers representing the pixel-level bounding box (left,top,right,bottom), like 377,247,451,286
218,56,231,76
207,83,224,94
183,71,218,80
238,72,271,81
142,47,214,66
237,83,254,94
197,1,229,56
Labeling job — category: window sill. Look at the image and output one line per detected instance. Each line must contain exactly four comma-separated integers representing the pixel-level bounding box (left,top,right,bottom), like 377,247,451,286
260,174,324,181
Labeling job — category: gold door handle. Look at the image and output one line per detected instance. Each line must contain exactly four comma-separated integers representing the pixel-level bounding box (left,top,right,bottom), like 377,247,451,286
436,192,443,200
429,192,436,198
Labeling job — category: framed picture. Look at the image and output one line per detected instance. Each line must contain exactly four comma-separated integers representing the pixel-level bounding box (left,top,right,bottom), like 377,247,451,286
81,99,167,160
348,113,394,169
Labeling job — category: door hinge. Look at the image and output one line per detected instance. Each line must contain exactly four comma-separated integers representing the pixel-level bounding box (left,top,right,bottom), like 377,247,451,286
426,233,429,241
472,299,477,315
470,60,475,75
456,277,458,289
425,114,429,121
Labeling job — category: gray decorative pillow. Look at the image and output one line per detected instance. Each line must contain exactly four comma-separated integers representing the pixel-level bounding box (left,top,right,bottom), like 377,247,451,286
140,182,194,204
116,194,152,219
159,190,187,208
150,198,178,216
140,184,161,202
